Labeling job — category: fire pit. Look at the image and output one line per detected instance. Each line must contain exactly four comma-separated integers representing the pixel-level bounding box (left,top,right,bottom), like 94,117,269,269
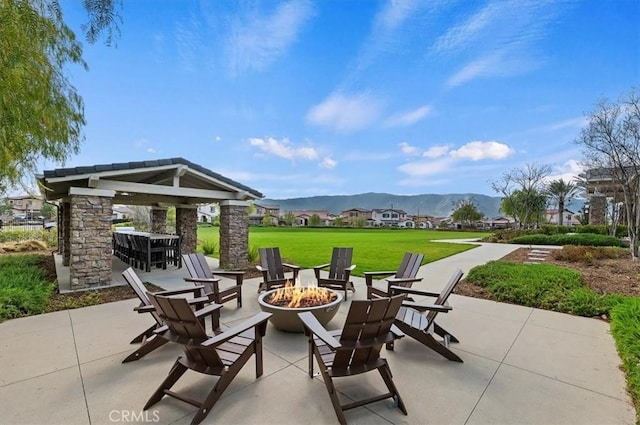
257,285,343,333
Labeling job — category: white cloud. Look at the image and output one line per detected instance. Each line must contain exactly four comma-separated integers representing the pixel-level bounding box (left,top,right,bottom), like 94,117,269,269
545,159,585,184
423,145,450,158
214,135,221,142
385,105,432,127
248,137,318,161
306,92,382,133
399,142,420,156
450,141,514,160
319,157,337,169
225,0,314,76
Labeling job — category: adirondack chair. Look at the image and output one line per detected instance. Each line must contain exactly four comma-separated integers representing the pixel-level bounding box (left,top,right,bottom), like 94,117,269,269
256,247,301,293
388,268,464,362
121,267,212,363
144,292,271,425
313,247,356,300
364,252,424,299
298,295,407,425
182,253,245,307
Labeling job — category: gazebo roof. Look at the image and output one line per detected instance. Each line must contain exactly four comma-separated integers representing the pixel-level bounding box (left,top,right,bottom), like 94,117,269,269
37,157,263,206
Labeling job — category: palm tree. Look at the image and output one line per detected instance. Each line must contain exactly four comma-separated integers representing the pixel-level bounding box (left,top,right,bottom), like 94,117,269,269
546,179,578,226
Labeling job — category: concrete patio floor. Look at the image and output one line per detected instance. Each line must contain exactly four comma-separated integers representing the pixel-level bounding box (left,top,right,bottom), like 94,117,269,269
0,242,635,424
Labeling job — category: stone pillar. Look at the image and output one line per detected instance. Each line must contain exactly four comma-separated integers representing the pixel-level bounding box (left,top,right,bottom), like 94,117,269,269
150,207,168,233
589,193,607,225
176,207,197,254
219,201,249,270
69,189,114,289
62,200,71,266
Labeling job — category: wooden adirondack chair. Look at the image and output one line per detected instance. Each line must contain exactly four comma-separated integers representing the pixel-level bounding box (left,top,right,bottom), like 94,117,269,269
256,247,301,292
144,293,271,425
182,253,245,307
121,267,212,363
313,247,356,300
298,295,407,425
388,268,464,362
364,252,424,299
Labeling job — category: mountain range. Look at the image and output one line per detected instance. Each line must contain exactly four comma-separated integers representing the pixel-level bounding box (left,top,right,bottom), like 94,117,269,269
261,193,504,218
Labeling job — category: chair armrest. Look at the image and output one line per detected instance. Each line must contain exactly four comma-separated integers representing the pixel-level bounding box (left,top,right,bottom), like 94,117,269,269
212,270,244,285
390,324,405,339
298,311,341,350
188,296,211,306
313,263,330,271
282,263,301,271
184,277,221,284
402,301,452,313
194,303,223,318
255,265,266,272
386,276,422,285
364,271,397,285
156,286,206,297
345,264,356,272
202,312,271,347
134,304,156,314
389,286,439,297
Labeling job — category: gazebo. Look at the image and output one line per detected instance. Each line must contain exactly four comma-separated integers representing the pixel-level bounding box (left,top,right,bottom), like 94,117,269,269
37,158,262,290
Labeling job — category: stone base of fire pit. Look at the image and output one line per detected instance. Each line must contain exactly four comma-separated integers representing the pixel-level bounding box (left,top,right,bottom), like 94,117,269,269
257,288,343,333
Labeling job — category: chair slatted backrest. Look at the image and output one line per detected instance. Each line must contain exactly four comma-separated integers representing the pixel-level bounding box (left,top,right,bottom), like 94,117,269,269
259,247,285,281
147,293,224,369
183,253,214,279
334,295,405,369
396,252,424,279
327,247,353,281
426,268,464,323
122,267,162,326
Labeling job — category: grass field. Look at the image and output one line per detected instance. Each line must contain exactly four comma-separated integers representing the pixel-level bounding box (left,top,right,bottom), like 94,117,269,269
197,227,489,275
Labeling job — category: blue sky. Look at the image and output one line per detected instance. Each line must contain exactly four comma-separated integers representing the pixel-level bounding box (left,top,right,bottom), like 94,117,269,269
50,0,639,199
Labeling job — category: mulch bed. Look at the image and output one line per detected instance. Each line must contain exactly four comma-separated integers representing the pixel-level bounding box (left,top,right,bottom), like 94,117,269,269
454,247,640,299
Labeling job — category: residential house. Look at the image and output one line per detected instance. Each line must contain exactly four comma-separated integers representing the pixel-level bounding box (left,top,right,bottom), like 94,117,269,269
546,208,580,226
341,208,372,226
7,195,44,218
478,216,515,230
288,210,333,226
250,202,280,225
371,208,410,227
197,204,219,223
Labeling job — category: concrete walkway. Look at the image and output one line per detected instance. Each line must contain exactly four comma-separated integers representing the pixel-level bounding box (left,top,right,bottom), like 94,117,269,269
0,242,635,425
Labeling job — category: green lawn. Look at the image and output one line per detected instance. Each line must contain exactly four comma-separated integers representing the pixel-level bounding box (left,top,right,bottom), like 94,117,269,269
197,227,489,275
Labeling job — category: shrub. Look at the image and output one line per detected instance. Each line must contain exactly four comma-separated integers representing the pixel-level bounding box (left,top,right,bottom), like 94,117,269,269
202,239,217,255
247,245,259,264
0,254,54,321
0,229,57,247
510,233,626,247
552,245,629,262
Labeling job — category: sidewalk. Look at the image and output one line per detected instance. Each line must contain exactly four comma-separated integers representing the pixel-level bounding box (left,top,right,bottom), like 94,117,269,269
0,242,635,424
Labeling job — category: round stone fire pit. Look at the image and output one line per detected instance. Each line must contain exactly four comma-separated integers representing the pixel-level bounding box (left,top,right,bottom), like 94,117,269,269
257,287,343,333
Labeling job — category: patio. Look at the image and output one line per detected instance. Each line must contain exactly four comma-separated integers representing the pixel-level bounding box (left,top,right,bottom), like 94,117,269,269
0,243,635,424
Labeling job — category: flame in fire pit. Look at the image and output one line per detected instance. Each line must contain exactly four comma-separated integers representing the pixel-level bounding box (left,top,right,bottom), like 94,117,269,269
265,281,337,308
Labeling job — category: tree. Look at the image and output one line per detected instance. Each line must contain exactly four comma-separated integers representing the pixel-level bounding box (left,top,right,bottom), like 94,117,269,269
332,216,344,227
492,163,551,229
308,214,322,227
451,200,483,228
545,179,578,226
40,203,55,219
283,211,296,226
0,0,87,192
80,0,122,45
576,88,640,259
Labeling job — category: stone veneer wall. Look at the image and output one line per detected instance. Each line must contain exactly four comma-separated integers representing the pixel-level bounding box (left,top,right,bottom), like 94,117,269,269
589,193,607,225
176,207,197,254
150,208,168,234
62,201,71,266
69,195,113,289
219,201,249,270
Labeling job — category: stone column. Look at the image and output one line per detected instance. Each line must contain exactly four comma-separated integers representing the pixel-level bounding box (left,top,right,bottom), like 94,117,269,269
589,193,607,225
176,207,197,254
62,200,71,266
150,207,168,233
69,189,114,289
219,201,250,270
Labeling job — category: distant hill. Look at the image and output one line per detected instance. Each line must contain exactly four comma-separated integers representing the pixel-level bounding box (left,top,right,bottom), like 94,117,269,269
261,192,504,218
